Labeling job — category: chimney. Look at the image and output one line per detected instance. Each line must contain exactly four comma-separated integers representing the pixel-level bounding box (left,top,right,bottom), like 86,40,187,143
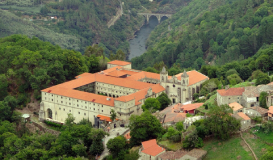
225,85,229,90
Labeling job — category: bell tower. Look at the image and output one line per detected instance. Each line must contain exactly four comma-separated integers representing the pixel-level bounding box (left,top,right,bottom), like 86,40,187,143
160,67,168,82
181,70,189,86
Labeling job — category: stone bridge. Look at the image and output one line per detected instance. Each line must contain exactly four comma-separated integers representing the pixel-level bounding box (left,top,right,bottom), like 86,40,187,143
137,13,172,23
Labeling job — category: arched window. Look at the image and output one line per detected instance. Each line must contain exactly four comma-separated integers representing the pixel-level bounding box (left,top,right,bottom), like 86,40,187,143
162,77,164,81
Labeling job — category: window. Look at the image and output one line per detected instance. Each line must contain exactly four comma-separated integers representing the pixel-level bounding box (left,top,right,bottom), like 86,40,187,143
102,110,103,112
52,99,53,101
78,112,80,114
59,108,61,110
84,113,86,116
69,98,70,100
69,110,71,112
77,105,79,107
93,108,95,110
85,102,87,104
52,95,53,97
63,109,65,111
77,100,79,102
102,105,103,108
45,97,47,100
69,103,71,105
173,84,175,87
85,106,87,109
61,97,63,99
61,101,63,103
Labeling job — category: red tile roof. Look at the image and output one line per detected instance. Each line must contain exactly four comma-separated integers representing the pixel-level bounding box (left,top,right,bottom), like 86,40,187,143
107,60,131,66
181,103,204,111
237,112,250,120
97,115,113,122
115,84,165,105
217,87,245,96
159,104,187,123
141,139,165,156
106,70,127,77
175,70,209,86
229,102,243,111
269,106,273,114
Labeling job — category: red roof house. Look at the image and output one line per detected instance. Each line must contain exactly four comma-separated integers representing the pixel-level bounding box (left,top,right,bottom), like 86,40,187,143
140,139,165,159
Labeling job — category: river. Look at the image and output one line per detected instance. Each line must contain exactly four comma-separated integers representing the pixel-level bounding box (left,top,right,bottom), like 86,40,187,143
129,16,167,60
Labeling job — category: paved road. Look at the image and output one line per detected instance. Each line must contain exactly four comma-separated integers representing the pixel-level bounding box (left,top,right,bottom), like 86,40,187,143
99,127,129,160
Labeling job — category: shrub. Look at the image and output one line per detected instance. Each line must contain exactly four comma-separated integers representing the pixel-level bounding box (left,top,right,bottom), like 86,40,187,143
44,120,62,128
186,113,193,117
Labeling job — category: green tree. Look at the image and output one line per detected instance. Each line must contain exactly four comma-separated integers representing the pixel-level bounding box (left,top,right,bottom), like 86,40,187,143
182,125,203,149
255,73,270,86
142,98,161,112
107,136,127,159
144,67,158,73
156,93,171,110
239,66,252,81
129,111,163,146
176,121,184,132
259,91,268,109
110,109,117,122
89,129,108,156
0,74,8,101
0,101,12,121
205,105,240,140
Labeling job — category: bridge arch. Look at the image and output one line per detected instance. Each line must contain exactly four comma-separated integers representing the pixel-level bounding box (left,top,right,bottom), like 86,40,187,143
138,13,172,24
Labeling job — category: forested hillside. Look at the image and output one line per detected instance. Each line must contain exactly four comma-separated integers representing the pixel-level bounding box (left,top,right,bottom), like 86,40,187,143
131,0,273,71
0,0,189,55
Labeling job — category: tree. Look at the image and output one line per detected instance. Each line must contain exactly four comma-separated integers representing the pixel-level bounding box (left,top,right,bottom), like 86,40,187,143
110,109,117,122
255,73,270,86
0,101,12,121
227,74,243,85
142,98,161,112
156,93,171,110
261,146,273,160
144,67,158,73
176,121,184,132
129,111,163,146
259,91,268,109
182,125,203,149
0,74,8,101
89,129,108,156
204,105,240,140
239,66,252,81
107,136,127,159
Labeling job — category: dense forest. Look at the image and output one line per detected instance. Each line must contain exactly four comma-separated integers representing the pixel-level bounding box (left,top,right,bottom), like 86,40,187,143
131,0,273,71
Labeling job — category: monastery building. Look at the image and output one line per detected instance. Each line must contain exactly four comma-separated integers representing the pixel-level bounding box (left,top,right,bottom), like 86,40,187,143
39,60,208,126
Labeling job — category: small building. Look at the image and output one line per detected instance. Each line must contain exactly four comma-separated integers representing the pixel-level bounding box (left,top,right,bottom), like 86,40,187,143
158,150,189,160
244,106,268,118
183,116,205,130
139,139,166,160
242,85,273,108
268,106,273,121
22,114,30,123
158,149,207,160
217,87,245,106
229,102,243,114
107,60,132,69
157,104,186,127
181,149,207,160
232,112,251,130
181,103,204,114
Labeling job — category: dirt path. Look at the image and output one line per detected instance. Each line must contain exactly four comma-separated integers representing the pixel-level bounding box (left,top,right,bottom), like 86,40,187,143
240,132,258,160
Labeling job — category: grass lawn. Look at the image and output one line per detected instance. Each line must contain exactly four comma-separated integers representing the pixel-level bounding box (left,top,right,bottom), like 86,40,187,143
197,94,217,114
158,140,182,151
203,135,254,160
231,82,252,88
243,132,270,159
251,127,273,144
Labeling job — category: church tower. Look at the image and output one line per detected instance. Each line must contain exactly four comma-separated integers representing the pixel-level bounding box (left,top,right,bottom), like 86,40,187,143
160,67,168,82
181,70,189,86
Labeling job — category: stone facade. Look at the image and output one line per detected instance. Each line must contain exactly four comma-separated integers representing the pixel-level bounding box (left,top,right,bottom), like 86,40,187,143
39,61,208,125
160,69,208,104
